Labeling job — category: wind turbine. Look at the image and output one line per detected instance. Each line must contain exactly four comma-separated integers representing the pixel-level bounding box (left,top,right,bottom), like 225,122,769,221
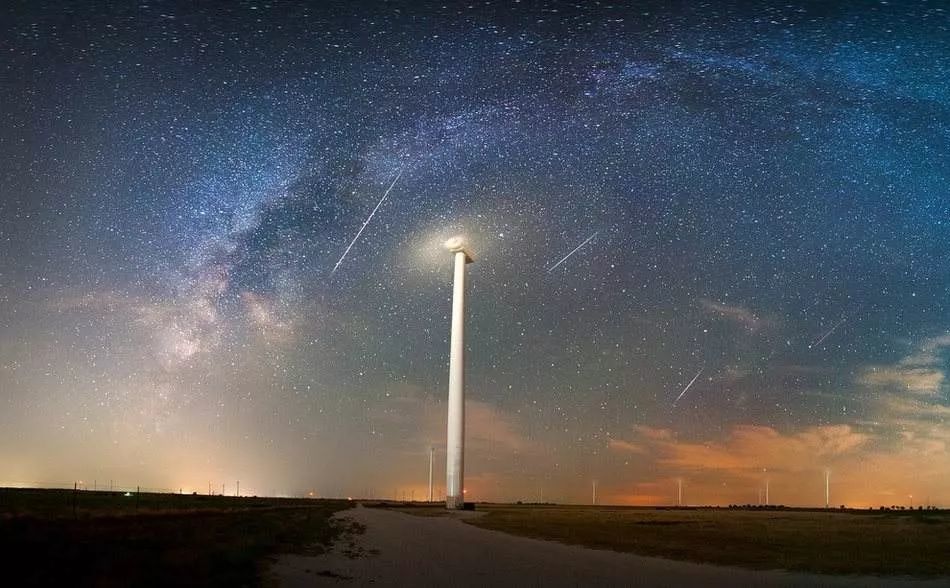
444,236,473,509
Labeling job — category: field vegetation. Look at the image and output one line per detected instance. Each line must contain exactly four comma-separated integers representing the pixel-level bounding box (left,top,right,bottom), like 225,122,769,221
388,502,950,577
0,488,353,586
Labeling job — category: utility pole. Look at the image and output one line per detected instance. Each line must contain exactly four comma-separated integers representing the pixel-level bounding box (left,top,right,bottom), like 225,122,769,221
677,478,683,507
592,480,597,506
824,468,830,508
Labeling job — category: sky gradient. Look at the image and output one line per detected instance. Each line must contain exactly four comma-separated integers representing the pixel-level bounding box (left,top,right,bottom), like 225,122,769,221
2,0,949,506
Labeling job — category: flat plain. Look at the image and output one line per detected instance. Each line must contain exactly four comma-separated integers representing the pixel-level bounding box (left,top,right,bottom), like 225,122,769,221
275,505,948,587
457,504,950,577
0,488,352,586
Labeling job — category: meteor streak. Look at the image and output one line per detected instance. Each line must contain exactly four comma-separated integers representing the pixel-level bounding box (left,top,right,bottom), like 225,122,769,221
673,368,704,405
809,317,847,348
331,167,405,275
547,231,599,273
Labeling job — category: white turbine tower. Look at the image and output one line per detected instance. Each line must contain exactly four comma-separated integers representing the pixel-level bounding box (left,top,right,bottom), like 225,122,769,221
444,236,473,509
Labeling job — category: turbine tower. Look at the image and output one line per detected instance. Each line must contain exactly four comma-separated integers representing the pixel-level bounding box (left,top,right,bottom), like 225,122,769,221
444,236,473,509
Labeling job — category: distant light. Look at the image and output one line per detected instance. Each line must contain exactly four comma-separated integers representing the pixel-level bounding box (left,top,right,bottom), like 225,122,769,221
124,492,132,497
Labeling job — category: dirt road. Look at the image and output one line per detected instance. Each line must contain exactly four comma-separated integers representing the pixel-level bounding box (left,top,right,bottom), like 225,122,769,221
272,506,945,587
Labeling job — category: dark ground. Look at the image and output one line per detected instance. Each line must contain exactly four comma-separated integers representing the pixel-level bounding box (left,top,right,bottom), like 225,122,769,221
274,505,948,588
379,502,950,577
462,504,950,577
0,488,352,587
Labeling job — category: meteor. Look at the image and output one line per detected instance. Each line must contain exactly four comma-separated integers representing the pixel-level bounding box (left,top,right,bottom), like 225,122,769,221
809,317,847,348
547,231,599,273
673,368,704,405
331,167,405,275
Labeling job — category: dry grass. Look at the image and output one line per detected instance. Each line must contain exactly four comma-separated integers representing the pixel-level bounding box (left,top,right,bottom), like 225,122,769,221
0,488,353,587
463,504,950,577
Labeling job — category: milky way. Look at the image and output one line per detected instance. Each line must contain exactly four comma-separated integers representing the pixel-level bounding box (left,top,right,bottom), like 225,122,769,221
1,1,949,506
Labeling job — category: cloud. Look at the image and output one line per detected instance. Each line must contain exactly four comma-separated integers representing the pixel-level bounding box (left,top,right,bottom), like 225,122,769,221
877,394,950,422
603,332,950,506
466,402,535,453
366,385,537,456
859,367,944,395
901,334,950,367
604,422,950,507
670,425,868,475
857,333,950,398
344,383,553,502
699,299,773,332
858,333,950,443
607,439,648,455
610,424,870,479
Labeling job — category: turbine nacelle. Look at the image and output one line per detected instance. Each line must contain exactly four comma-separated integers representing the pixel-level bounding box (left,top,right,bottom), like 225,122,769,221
444,236,474,263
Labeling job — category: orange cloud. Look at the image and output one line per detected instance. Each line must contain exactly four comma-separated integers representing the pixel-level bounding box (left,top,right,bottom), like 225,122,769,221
611,424,870,477
604,417,950,507
607,439,647,454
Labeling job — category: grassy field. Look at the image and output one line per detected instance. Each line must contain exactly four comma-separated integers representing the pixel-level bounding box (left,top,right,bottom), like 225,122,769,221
391,503,950,577
0,488,354,587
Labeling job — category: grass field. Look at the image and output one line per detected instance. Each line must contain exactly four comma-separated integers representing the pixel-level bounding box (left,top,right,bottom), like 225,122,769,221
387,503,950,577
0,488,353,587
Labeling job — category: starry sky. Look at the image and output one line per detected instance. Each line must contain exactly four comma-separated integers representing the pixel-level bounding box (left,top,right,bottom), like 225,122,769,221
2,1,949,506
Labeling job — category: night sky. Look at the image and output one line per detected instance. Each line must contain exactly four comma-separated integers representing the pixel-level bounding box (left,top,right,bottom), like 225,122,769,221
2,1,949,506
